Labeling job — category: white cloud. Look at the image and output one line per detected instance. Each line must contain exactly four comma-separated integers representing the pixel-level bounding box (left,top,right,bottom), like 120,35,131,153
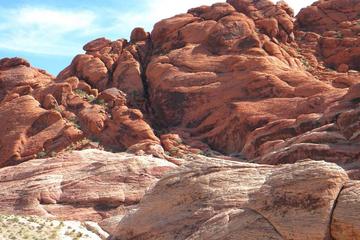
114,0,219,33
283,0,316,14
0,7,97,56
16,7,96,32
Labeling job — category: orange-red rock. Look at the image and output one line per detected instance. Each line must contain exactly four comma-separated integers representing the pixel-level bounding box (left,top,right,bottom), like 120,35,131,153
296,0,360,71
0,95,81,167
0,0,360,239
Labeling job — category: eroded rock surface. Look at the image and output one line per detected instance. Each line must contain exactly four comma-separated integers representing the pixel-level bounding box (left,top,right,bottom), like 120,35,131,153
112,158,353,240
0,149,176,232
0,0,360,239
1,0,359,169
297,0,360,71
0,57,163,166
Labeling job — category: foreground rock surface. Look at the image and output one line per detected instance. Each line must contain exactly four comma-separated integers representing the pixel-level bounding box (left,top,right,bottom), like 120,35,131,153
0,149,176,232
112,158,355,240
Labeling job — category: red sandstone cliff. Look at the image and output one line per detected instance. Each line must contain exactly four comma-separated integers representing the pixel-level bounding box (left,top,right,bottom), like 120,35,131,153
0,0,359,239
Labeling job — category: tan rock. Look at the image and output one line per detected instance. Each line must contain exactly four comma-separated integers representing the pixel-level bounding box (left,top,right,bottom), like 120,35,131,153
0,149,176,223
112,159,348,239
331,181,360,239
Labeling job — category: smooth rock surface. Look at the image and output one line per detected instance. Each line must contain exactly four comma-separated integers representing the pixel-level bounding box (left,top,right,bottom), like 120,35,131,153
112,158,349,240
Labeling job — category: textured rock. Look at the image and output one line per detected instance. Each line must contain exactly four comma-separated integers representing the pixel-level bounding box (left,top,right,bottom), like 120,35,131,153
112,158,349,239
0,150,176,226
146,0,347,161
331,181,360,239
0,58,52,101
0,57,164,163
1,0,360,168
0,0,360,239
297,0,360,71
0,95,81,167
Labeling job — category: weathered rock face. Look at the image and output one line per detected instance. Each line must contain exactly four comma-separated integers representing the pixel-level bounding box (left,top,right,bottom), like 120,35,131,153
296,0,360,71
142,0,360,171
331,181,360,239
0,149,176,232
0,95,80,167
0,58,52,101
57,34,150,107
111,158,354,240
2,0,358,169
0,56,163,166
147,0,321,155
1,0,360,238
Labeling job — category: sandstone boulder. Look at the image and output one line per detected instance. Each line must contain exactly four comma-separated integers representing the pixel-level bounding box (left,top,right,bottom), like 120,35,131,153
0,95,81,167
112,158,349,239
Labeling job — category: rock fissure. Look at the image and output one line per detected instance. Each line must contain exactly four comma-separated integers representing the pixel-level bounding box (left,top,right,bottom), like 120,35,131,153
328,184,345,240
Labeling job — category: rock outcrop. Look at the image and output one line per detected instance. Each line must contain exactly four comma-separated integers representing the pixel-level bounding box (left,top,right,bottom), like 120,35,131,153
0,0,360,239
297,0,360,71
0,56,163,166
111,158,357,240
1,0,359,169
0,95,79,167
0,149,176,232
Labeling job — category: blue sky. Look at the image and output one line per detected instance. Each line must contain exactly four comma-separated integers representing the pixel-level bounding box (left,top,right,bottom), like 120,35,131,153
0,0,314,75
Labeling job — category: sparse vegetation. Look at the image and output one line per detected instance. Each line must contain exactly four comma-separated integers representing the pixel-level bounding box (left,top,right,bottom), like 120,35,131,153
301,57,311,70
91,98,107,107
36,151,47,159
335,32,343,39
198,150,212,157
0,214,106,240
68,116,81,130
54,104,63,113
169,147,180,155
74,89,108,107
63,137,104,153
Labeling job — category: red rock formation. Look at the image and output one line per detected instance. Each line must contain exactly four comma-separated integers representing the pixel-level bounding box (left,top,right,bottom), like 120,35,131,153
142,0,360,172
0,95,80,167
0,0,359,238
0,56,163,166
1,0,359,170
296,0,360,71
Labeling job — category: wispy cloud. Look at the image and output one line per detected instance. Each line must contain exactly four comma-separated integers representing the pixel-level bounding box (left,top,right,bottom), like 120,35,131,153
114,0,220,32
0,6,97,56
